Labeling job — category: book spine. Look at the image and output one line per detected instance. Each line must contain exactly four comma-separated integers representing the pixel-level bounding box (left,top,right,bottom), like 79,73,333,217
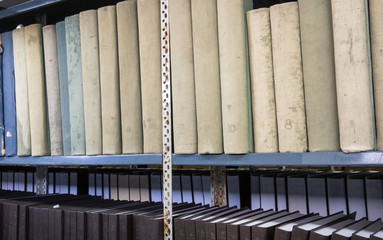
270,2,308,152
110,174,118,200
139,175,150,201
169,0,197,154
369,0,383,150
98,5,122,154
116,0,143,154
42,25,64,156
247,8,278,153
307,177,328,216
299,0,340,152
327,178,347,215
331,0,374,152
25,24,49,156
12,27,31,156
65,14,86,155
79,10,102,155
0,35,3,156
137,0,162,153
217,0,253,154
129,174,140,201
191,0,223,154
118,174,130,200
150,174,162,202
287,177,308,214
56,21,72,156
1,31,17,156
347,177,367,220
366,176,383,220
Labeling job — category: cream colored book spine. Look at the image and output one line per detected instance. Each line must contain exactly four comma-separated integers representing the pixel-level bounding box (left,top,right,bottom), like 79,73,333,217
217,0,253,154
25,24,49,156
12,28,31,156
169,0,197,154
299,0,339,152
80,10,102,155
98,5,122,155
191,0,223,154
370,0,383,150
247,8,278,153
137,0,162,153
116,0,143,154
42,25,63,156
270,2,307,152
331,0,374,152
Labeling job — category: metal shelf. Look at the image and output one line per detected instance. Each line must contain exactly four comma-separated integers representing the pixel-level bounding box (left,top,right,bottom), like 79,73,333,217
173,151,383,167
0,152,383,167
0,154,162,166
0,0,63,20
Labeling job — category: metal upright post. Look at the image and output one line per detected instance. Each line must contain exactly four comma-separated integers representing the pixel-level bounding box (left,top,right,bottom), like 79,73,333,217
161,0,173,239
210,166,227,207
36,166,48,194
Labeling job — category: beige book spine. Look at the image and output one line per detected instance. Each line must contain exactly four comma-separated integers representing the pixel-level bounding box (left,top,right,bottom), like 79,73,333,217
370,0,383,150
98,5,122,154
137,0,162,153
117,0,143,154
332,0,374,152
80,10,103,155
191,0,223,154
12,28,31,156
270,2,307,152
247,8,278,153
217,0,253,154
299,0,340,152
169,0,197,154
25,24,49,156
42,25,63,156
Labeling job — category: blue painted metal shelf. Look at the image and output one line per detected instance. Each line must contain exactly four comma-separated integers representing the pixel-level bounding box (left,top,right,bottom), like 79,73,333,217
174,152,383,167
0,152,383,166
0,0,63,20
0,154,162,166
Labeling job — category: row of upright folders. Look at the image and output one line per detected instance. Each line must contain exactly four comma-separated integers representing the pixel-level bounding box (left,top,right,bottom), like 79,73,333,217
1,0,382,156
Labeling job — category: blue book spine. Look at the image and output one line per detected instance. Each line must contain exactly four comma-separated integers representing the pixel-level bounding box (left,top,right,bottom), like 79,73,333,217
96,173,102,197
48,172,54,194
0,34,4,156
65,14,85,155
56,21,71,156
70,172,78,195
1,31,17,156
88,172,96,196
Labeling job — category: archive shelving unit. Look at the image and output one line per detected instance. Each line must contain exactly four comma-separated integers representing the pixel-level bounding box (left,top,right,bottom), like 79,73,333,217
1,0,383,239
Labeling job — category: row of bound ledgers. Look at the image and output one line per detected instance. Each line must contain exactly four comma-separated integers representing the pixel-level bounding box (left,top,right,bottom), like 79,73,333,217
1,0,382,157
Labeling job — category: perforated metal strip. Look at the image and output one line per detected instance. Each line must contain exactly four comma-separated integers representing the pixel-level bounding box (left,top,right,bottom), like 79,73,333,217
36,166,48,195
161,0,173,239
210,166,227,207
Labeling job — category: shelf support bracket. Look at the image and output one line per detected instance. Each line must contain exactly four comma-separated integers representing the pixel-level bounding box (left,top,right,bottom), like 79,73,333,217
161,0,172,239
210,166,227,207
36,166,48,195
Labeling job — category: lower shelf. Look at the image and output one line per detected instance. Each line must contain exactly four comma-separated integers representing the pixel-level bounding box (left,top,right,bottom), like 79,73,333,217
0,151,383,166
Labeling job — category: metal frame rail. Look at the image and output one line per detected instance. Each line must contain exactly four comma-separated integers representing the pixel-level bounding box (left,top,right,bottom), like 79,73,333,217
161,0,173,239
